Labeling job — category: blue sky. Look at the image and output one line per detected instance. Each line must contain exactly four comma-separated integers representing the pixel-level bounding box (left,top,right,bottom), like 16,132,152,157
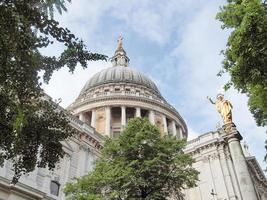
42,0,266,170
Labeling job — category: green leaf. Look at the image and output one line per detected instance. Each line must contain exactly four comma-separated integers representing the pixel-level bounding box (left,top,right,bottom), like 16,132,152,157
65,118,199,200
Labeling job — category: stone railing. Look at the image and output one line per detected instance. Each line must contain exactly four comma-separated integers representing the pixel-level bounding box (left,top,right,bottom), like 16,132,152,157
77,90,167,109
185,131,223,153
68,114,103,142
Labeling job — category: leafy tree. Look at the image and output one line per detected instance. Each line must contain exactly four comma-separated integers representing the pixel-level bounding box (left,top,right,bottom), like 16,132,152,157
216,0,267,126
0,1,107,183
65,118,198,200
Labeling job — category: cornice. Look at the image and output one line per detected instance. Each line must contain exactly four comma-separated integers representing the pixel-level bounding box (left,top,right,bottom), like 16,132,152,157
185,132,227,156
0,176,54,200
246,156,267,187
68,114,103,151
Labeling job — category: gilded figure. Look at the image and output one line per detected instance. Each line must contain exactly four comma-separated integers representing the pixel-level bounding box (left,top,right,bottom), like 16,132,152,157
117,35,123,49
207,94,233,124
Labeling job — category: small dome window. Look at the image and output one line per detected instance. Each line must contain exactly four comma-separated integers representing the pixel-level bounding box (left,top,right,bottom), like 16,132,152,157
50,181,60,196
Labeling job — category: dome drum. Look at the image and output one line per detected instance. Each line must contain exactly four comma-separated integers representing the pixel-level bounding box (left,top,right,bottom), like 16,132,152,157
71,96,187,139
79,83,163,100
77,104,185,140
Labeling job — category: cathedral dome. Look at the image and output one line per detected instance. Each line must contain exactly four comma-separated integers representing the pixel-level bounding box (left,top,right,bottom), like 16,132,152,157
80,66,161,97
69,38,188,139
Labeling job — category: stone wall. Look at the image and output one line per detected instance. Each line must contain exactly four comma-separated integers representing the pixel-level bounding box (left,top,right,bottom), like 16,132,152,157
184,128,267,200
0,118,102,200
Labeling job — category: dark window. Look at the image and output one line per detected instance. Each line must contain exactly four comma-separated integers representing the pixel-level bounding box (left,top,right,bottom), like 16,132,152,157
50,181,60,196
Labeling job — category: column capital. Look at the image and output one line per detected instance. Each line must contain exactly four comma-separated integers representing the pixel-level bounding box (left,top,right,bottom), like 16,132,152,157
79,144,89,151
222,123,242,138
224,132,243,143
220,123,243,142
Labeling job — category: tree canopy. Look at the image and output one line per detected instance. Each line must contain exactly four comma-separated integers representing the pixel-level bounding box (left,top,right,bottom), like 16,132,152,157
216,0,267,126
0,0,107,183
65,118,198,200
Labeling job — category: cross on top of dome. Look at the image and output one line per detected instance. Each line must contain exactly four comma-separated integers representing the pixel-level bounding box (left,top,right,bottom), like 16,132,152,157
111,35,130,67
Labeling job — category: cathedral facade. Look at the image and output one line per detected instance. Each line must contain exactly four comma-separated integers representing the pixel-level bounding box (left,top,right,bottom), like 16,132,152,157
0,43,266,200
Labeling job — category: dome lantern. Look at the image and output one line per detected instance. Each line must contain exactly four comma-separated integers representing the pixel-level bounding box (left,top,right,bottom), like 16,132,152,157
111,35,130,67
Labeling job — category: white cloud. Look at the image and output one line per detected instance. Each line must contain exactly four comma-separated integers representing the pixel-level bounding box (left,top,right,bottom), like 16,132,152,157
187,126,201,140
56,0,116,44
108,0,202,45
42,61,110,108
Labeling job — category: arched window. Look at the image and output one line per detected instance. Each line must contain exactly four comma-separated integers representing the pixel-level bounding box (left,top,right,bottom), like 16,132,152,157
50,181,60,196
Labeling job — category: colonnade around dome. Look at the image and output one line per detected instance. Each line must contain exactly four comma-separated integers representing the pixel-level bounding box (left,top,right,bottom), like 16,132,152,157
77,104,184,139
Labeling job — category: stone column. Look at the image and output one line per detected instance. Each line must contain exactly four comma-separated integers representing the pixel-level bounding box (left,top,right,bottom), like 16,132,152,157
177,126,183,139
121,106,126,128
77,145,87,177
91,109,96,128
149,110,155,125
162,115,168,134
172,120,177,136
79,112,86,122
63,154,71,183
227,127,258,200
105,107,111,136
226,150,243,200
218,145,237,200
86,149,94,172
135,107,141,118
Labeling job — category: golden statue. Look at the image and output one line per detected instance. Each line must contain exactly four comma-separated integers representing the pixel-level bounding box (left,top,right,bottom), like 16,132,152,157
117,35,123,49
207,94,233,124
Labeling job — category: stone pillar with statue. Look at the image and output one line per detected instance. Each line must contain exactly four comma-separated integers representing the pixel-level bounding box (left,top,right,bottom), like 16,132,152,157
208,91,259,200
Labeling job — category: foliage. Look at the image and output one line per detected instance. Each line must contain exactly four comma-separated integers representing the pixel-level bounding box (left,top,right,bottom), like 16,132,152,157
216,0,267,127
0,0,107,183
65,118,199,200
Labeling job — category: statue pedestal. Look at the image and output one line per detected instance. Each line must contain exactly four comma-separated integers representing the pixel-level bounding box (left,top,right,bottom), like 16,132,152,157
223,123,258,200
222,123,241,136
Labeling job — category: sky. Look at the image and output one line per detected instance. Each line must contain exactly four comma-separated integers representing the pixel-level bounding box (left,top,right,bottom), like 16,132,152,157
41,0,266,170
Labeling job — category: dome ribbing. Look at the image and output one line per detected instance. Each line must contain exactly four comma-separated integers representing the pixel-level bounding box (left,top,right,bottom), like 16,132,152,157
79,66,161,96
